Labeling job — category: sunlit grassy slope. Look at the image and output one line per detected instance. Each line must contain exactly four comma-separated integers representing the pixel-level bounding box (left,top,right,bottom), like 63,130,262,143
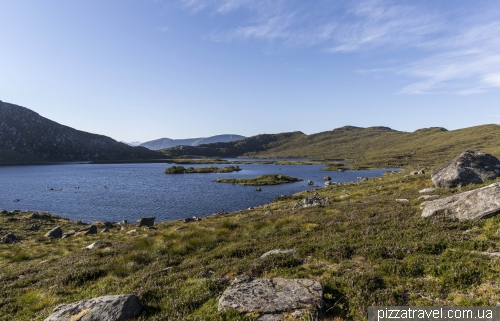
2,171,500,320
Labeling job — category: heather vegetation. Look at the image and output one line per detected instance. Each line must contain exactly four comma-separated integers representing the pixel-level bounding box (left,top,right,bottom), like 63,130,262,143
216,174,302,185
164,165,241,174
3,171,500,320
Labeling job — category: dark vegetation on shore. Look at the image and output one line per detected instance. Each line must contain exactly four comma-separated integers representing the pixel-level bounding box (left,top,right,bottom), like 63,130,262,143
216,174,303,185
164,165,241,174
3,171,500,320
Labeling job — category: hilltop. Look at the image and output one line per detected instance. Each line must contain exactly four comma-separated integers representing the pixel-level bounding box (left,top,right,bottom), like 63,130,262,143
0,100,163,165
140,134,245,150
160,125,500,168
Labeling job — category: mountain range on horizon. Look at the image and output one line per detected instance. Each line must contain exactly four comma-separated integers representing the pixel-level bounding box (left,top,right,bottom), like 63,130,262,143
137,135,246,150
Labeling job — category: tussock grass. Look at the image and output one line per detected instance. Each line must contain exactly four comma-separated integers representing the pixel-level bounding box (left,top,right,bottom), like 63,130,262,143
2,171,500,320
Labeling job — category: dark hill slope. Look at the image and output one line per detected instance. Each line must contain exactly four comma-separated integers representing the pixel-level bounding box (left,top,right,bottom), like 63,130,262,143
160,125,500,168
160,131,305,158
0,100,163,164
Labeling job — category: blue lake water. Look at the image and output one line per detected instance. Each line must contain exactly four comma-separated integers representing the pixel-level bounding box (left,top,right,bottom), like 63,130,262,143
0,162,394,223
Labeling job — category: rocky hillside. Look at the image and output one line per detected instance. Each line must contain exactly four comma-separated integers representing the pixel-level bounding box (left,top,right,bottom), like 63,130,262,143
0,100,163,164
140,134,245,150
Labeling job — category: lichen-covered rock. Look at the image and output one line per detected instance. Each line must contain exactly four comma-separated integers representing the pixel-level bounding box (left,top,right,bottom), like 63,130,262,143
293,196,330,210
44,294,142,321
45,226,62,239
431,150,500,188
218,275,323,320
75,225,97,236
137,217,155,227
422,183,500,221
260,249,298,259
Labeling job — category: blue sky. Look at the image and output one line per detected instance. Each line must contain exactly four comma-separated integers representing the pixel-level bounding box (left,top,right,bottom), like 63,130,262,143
1,0,499,142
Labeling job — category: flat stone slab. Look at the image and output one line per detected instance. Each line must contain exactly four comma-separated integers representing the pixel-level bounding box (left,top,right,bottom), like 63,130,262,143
219,275,323,320
422,183,500,221
44,294,142,321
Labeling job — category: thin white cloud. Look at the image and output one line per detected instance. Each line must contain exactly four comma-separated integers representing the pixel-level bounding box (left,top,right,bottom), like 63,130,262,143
179,0,500,95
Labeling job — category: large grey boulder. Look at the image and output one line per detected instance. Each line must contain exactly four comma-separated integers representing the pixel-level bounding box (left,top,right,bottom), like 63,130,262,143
422,183,500,221
218,275,323,320
431,150,500,188
44,294,142,321
45,226,62,239
293,195,330,210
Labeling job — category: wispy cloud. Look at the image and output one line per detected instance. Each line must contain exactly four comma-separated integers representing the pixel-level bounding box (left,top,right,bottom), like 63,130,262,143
179,0,500,95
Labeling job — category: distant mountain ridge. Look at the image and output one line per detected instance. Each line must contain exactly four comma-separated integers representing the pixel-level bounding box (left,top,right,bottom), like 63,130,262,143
140,134,245,150
0,100,163,164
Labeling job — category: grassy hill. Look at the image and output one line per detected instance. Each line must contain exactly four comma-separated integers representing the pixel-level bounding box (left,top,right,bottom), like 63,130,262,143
0,100,163,165
3,172,500,320
160,125,500,169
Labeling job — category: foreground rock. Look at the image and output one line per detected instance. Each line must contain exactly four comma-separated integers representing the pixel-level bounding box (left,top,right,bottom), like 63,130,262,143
1,233,19,244
45,226,62,239
431,150,500,188
137,216,155,227
44,294,142,321
422,183,500,221
293,195,330,210
219,275,323,320
260,249,298,259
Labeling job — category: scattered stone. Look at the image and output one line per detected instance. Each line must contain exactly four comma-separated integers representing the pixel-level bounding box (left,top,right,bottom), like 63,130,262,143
184,216,201,223
1,233,19,244
43,294,143,321
102,221,113,228
84,240,102,250
265,211,272,215
323,176,331,181
137,216,155,227
76,220,86,225
339,193,350,199
255,187,262,191
396,199,409,203
418,195,439,200
431,150,500,188
160,267,173,273
218,275,323,321
29,224,40,231
1,210,7,214
12,199,20,202
175,226,187,231
45,226,62,239
260,249,298,259
324,181,331,186
307,180,314,186
293,195,330,210
419,187,436,193
76,225,97,236
422,183,500,221
126,229,137,234
119,220,128,225
101,227,109,233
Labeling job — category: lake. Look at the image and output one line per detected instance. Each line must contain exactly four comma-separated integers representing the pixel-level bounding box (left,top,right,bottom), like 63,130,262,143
0,162,395,223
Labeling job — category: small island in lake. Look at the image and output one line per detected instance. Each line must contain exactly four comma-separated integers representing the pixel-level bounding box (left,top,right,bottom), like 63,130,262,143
216,174,302,185
164,165,241,174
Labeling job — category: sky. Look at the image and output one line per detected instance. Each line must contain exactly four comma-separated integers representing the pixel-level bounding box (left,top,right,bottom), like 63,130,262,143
1,0,500,142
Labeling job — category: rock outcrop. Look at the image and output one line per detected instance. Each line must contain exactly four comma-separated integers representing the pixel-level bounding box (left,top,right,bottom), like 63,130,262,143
422,183,500,221
44,294,142,321
137,217,155,227
431,151,500,188
1,233,19,244
293,196,330,210
45,226,62,239
218,275,323,320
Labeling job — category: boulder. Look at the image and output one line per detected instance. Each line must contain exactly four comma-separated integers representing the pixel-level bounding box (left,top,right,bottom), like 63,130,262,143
101,227,109,233
323,176,331,181
137,217,155,227
44,294,143,321
431,150,500,188
307,180,314,185
255,187,262,191
62,230,77,239
260,249,298,259
1,233,19,244
1,210,7,214
293,195,330,210
422,183,500,221
76,225,97,236
419,187,436,193
84,240,101,250
324,181,331,186
45,226,62,239
184,216,201,223
29,224,40,231
218,275,323,321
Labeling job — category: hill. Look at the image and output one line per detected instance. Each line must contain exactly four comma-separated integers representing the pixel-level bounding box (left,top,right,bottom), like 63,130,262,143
140,134,245,150
0,100,163,164
160,125,500,168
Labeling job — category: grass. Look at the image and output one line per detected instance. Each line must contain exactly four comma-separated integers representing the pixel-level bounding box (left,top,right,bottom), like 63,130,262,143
164,165,241,174
2,170,500,320
216,174,303,185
